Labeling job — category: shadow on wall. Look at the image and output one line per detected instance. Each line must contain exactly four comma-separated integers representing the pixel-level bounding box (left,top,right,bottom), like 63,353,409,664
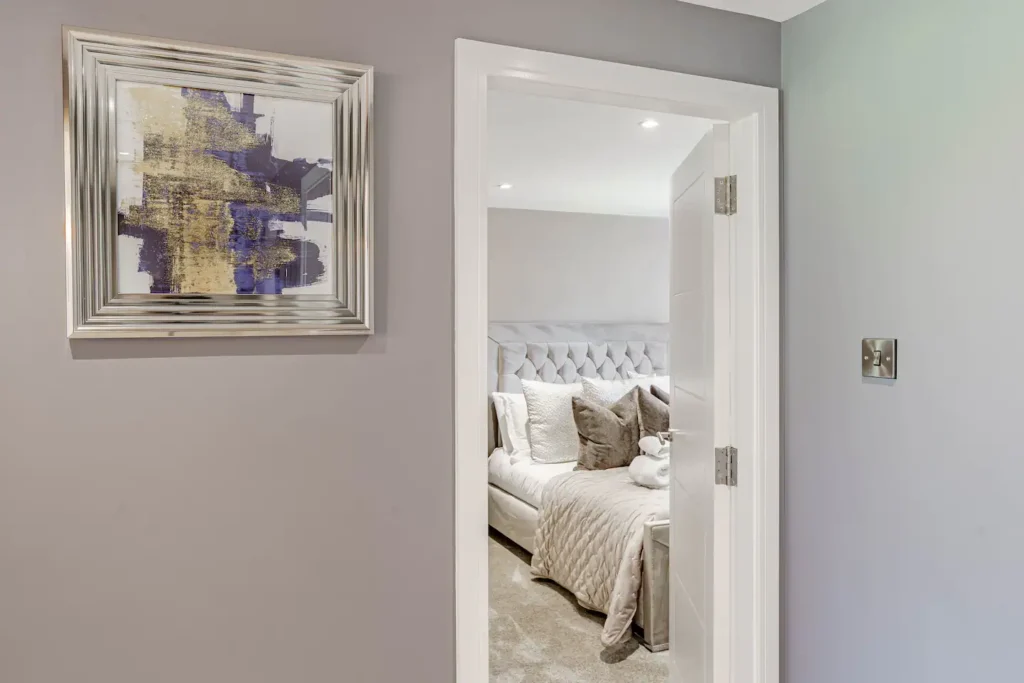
68,334,382,360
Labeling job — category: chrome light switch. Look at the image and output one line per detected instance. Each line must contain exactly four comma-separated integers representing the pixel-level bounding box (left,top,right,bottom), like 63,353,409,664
862,338,897,379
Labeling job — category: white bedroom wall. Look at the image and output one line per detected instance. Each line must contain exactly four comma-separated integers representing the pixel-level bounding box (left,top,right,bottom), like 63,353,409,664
488,208,670,323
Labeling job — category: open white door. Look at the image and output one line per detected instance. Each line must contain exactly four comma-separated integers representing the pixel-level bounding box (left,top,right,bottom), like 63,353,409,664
668,124,733,683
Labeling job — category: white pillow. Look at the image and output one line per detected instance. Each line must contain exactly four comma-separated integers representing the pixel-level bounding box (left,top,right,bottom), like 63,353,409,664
491,392,531,462
581,376,649,405
491,392,514,451
627,371,671,395
521,380,583,464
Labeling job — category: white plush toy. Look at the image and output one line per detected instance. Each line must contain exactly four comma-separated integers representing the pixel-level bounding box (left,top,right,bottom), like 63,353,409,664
638,435,671,459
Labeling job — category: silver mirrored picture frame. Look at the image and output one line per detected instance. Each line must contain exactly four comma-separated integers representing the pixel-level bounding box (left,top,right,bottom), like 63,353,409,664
63,27,373,338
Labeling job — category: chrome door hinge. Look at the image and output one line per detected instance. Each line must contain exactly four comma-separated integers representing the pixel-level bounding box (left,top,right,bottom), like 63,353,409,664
715,446,737,486
714,175,737,216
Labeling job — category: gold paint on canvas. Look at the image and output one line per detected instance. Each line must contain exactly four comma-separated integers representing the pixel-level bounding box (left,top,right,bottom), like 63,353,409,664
119,85,300,294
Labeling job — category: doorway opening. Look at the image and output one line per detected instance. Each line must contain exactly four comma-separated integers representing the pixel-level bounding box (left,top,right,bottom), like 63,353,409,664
485,88,715,681
454,40,780,683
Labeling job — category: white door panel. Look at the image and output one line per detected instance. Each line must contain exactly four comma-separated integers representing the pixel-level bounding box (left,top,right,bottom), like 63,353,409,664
671,573,706,683
671,292,707,401
671,177,706,295
672,483,707,620
669,124,732,683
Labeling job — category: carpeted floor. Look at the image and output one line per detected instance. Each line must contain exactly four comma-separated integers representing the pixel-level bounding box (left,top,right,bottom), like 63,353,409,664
489,531,669,683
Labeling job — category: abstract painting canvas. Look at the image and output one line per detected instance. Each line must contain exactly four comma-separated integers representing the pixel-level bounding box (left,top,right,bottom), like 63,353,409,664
115,84,335,296
64,28,373,337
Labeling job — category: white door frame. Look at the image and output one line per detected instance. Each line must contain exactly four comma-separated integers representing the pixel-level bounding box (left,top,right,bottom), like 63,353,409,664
453,39,779,683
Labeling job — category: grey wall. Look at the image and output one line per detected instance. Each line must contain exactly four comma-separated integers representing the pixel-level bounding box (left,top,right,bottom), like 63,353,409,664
783,1,1024,681
489,209,670,323
0,1,778,682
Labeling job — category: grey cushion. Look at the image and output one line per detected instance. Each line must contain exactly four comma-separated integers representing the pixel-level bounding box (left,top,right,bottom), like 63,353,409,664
650,384,671,405
637,387,670,440
572,387,640,471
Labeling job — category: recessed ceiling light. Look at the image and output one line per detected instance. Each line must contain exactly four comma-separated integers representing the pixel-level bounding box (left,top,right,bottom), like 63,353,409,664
639,119,660,129
498,183,513,190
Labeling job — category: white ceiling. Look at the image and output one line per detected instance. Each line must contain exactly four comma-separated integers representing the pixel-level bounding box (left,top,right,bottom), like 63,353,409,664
488,91,713,218
679,0,826,21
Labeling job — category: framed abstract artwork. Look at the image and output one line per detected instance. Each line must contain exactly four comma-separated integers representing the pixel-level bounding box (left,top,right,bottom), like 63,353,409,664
63,27,373,337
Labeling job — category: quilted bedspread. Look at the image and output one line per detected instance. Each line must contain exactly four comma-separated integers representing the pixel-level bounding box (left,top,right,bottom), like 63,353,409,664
531,468,669,646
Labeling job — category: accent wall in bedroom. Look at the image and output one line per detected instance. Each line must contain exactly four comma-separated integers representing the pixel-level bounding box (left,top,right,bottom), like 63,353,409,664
489,208,670,323
0,1,779,681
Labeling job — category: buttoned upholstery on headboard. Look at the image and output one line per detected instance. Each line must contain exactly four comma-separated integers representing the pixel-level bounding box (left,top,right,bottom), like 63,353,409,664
497,341,667,392
487,322,669,451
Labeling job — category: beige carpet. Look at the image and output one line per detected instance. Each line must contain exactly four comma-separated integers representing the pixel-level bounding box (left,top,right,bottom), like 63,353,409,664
489,531,669,683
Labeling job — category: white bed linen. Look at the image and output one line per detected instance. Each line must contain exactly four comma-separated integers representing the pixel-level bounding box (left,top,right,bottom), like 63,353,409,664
487,449,576,508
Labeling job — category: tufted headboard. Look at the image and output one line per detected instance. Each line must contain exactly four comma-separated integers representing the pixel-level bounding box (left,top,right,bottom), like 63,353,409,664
487,322,669,451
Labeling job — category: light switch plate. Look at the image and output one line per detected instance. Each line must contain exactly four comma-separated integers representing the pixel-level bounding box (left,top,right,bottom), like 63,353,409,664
862,338,897,379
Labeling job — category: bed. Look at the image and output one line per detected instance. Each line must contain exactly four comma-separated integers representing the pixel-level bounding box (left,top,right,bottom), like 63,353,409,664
486,322,671,651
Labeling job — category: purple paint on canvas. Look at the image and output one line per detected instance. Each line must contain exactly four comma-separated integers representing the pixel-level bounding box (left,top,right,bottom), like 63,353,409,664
229,205,326,293
118,219,174,293
117,87,333,295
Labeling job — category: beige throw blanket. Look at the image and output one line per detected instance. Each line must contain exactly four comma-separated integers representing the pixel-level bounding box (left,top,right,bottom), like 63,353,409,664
531,468,669,646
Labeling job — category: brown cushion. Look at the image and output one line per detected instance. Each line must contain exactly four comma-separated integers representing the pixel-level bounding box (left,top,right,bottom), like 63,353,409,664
637,387,670,440
650,384,671,405
572,387,640,470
